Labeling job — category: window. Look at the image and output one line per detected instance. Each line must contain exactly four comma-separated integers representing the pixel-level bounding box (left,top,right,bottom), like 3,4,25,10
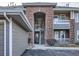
59,14,66,20
77,30,79,40
54,31,60,40
75,13,79,22
54,15,59,18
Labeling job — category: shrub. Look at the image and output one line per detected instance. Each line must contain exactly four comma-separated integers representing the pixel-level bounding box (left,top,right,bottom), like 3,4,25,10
46,39,57,46
28,38,31,43
75,42,79,45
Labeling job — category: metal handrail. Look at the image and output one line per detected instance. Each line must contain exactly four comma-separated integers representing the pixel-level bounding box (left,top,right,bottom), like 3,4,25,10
53,19,70,24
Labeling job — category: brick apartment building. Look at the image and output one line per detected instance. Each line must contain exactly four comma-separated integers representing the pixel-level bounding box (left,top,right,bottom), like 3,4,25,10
0,2,79,56
23,2,78,45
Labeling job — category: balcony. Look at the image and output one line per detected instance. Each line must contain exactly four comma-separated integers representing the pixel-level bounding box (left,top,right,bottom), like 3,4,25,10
53,18,70,29
53,18,70,24
55,38,70,44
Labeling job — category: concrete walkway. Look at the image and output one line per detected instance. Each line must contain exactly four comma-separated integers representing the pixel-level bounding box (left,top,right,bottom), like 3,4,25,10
32,44,79,50
23,49,79,56
22,44,79,56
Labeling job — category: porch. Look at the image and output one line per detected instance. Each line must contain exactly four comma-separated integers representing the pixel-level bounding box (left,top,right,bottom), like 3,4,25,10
54,29,70,45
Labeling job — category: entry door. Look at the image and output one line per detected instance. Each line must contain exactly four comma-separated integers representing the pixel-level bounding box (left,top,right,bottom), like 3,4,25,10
60,31,65,39
34,32,40,44
55,31,66,43
60,31,65,43
55,31,59,40
34,31,44,44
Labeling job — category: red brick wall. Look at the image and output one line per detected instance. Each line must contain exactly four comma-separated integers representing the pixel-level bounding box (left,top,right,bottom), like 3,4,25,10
25,6,54,45
70,19,75,43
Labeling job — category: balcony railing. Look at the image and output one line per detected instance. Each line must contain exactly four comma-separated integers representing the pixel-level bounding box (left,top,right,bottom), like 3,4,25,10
53,18,70,24
55,38,69,44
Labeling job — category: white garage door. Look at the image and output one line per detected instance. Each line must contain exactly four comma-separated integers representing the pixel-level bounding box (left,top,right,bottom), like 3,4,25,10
0,23,4,56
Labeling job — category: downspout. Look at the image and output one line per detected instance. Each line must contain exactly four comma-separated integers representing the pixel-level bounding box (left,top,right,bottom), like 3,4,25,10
3,12,12,56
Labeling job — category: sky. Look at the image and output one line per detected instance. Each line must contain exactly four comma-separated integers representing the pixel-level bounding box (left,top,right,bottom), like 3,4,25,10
0,0,79,7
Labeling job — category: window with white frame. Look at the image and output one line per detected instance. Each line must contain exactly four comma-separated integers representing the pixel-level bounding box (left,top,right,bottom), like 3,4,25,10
59,14,66,20
75,13,79,22
77,30,79,40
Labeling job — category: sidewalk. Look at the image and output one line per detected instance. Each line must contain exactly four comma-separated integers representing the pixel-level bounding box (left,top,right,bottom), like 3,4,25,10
23,44,79,56
32,44,79,50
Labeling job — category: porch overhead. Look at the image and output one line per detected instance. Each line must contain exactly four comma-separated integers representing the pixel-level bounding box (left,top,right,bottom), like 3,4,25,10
0,7,33,31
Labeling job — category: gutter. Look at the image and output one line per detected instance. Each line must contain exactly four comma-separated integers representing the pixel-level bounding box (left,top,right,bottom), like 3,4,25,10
4,12,10,22
0,9,33,31
3,12,12,56
21,11,33,31
3,11,33,56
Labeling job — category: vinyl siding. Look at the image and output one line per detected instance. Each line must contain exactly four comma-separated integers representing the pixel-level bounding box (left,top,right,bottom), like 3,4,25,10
12,22,29,56
0,23,4,56
6,21,9,56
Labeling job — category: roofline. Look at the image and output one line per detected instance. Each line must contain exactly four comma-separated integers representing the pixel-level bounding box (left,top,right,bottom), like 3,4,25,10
1,4,79,11
53,6,79,11
56,6,79,9
22,2,57,7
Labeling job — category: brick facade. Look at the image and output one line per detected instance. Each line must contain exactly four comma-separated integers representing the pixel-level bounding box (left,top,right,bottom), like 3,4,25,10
25,7,54,45
23,4,76,45
70,19,75,43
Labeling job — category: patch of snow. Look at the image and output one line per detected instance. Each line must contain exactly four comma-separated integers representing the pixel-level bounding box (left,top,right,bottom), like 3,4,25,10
32,44,79,50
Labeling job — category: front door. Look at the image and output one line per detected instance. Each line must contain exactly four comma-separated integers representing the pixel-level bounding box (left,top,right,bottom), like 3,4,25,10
34,31,41,44
55,30,66,44
60,31,65,43
34,31,45,44
34,12,45,45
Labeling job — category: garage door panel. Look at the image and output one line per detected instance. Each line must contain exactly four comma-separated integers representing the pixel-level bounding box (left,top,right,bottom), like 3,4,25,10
0,43,4,46
0,23,4,56
0,51,4,55
0,48,4,50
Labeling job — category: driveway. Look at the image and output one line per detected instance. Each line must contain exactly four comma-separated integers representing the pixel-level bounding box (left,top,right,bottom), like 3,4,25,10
22,49,79,56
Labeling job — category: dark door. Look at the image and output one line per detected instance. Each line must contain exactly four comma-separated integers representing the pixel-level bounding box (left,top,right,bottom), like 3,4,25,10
34,12,45,45
34,32,40,44
34,31,45,44
41,31,45,44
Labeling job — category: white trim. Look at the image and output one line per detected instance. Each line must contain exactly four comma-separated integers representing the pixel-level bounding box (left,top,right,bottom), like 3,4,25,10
70,11,75,19
4,12,12,56
75,13,79,22
21,11,33,31
9,18,12,56
53,19,70,24
39,31,41,45
4,20,6,56
0,20,6,56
